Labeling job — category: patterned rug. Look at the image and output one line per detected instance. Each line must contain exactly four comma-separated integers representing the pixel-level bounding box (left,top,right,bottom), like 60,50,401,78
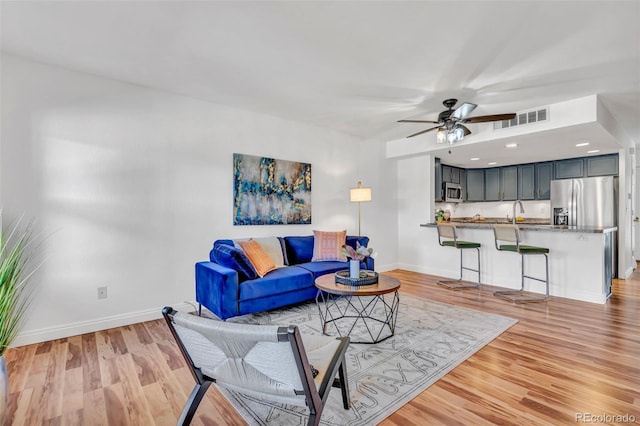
217,293,517,425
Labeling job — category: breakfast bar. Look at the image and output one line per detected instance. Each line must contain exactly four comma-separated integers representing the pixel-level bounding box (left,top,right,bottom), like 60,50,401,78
420,221,616,304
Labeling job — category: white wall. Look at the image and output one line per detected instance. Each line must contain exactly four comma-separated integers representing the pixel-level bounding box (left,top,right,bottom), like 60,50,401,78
1,54,397,345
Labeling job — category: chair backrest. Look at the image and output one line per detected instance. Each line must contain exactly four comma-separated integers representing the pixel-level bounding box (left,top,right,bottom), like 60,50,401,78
436,223,458,245
164,309,314,407
493,224,521,249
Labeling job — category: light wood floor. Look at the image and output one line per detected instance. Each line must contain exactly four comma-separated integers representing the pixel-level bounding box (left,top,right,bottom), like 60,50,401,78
5,269,640,425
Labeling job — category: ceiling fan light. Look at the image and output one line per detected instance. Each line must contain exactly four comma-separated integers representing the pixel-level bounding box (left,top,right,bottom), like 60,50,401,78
436,128,446,144
453,126,465,141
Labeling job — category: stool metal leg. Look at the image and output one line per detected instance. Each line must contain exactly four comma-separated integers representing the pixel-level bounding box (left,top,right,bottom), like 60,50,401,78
494,253,549,302
437,247,481,290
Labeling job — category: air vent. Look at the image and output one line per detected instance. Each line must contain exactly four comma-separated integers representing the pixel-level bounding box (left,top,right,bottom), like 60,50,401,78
494,107,549,130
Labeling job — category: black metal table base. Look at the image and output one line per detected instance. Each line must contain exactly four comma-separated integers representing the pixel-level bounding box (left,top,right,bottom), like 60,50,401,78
315,290,400,344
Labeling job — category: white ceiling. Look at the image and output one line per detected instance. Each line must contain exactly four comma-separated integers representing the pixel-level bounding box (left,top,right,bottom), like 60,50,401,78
1,1,639,167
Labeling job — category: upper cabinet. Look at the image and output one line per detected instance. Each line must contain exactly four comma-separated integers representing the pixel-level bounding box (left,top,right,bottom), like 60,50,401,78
517,164,535,200
442,164,461,184
484,168,501,201
466,169,485,201
502,166,518,201
535,162,554,200
555,158,585,179
586,154,618,177
554,155,618,180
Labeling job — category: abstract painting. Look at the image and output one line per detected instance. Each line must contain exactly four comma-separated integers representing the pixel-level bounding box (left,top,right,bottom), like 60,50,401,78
233,153,312,225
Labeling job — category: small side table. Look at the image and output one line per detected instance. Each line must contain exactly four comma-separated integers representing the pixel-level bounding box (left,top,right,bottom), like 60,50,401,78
314,273,401,344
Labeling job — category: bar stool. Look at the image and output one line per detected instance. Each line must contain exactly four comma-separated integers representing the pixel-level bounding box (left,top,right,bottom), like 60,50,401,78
436,223,481,289
492,224,549,302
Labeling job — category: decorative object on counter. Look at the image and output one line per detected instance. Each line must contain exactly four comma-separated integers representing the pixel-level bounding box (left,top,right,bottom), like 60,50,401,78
443,209,451,222
335,269,379,286
436,208,444,222
342,242,376,278
350,181,372,236
435,223,481,289
492,224,549,303
471,213,486,222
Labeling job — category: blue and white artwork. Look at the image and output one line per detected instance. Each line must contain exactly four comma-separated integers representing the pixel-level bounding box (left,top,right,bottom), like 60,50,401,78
233,153,312,225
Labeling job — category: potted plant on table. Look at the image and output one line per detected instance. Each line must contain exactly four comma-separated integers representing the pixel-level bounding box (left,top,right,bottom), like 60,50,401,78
342,242,375,279
0,217,41,424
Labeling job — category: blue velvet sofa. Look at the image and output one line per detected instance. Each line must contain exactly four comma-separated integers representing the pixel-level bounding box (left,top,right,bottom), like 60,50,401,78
195,235,373,320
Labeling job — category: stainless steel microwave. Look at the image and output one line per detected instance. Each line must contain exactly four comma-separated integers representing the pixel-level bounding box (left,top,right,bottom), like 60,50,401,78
444,182,463,202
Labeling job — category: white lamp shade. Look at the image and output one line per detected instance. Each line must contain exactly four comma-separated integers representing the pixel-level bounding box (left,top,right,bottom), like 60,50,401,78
350,187,371,202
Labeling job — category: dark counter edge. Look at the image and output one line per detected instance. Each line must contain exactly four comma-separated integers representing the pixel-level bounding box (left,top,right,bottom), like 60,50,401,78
420,223,617,234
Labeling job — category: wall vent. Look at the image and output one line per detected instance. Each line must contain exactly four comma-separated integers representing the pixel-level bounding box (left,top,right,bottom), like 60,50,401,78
494,106,549,130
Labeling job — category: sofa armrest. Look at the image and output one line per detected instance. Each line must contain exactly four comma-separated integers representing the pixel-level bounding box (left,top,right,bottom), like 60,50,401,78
364,257,375,271
195,261,240,320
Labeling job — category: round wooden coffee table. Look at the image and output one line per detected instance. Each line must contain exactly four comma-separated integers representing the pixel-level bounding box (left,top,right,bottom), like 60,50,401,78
314,273,400,344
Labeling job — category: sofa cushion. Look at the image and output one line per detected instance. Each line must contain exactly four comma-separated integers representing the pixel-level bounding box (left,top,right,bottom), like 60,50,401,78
238,239,277,278
239,266,314,301
211,243,258,281
296,261,352,279
311,230,347,262
283,236,314,265
278,237,289,266
234,236,286,268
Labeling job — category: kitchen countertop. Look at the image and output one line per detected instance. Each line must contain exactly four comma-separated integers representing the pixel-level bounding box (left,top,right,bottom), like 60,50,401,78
420,222,617,233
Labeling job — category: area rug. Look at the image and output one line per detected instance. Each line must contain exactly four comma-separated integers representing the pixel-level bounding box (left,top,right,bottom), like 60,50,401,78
217,294,517,425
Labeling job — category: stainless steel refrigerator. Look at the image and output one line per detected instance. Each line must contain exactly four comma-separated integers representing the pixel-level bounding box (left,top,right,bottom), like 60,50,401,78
550,176,617,228
550,175,618,282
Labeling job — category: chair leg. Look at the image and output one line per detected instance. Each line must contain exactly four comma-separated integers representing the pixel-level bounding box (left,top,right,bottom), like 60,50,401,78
437,248,481,289
338,358,350,409
307,412,320,426
494,253,549,303
177,381,212,425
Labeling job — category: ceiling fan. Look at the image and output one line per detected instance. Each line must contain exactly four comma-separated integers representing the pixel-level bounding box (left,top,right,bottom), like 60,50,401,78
398,98,516,143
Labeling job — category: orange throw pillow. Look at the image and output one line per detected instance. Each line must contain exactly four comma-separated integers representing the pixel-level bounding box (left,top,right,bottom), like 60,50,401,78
238,239,277,278
311,230,348,261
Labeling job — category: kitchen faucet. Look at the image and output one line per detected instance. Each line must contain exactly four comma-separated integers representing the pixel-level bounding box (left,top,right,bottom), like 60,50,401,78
512,200,525,224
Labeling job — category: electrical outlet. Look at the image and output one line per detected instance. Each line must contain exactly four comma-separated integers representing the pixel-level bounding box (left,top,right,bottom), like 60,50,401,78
97,286,108,299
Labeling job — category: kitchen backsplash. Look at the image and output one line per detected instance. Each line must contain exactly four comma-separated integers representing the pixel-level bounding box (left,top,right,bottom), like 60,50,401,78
435,200,550,220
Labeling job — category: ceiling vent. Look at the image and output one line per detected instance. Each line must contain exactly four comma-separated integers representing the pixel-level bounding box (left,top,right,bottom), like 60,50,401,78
493,107,549,130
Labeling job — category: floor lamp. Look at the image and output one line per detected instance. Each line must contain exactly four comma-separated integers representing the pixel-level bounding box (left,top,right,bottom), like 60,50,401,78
350,181,372,236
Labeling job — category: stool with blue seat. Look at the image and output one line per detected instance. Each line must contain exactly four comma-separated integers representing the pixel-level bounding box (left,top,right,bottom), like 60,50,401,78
436,223,481,289
492,224,549,302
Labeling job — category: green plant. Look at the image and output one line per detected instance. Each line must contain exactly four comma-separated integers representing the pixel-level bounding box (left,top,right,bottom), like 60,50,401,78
0,218,40,356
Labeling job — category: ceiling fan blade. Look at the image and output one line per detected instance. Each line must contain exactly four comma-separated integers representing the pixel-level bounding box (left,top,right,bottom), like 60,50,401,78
465,113,516,123
398,119,440,124
452,102,477,119
406,126,442,138
460,125,472,136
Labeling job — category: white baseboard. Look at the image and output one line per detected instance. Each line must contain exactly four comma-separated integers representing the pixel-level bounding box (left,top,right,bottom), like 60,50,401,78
12,301,197,348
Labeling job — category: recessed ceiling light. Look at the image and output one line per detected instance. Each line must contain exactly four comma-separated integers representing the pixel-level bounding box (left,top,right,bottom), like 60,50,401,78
470,157,480,161
576,142,590,147
488,162,497,165
505,143,518,148
587,149,600,154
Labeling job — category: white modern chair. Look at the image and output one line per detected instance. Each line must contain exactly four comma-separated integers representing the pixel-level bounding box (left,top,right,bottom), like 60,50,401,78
162,306,350,426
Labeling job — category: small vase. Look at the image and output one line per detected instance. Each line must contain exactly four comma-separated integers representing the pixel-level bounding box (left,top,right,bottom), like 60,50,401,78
0,354,7,426
349,259,360,279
